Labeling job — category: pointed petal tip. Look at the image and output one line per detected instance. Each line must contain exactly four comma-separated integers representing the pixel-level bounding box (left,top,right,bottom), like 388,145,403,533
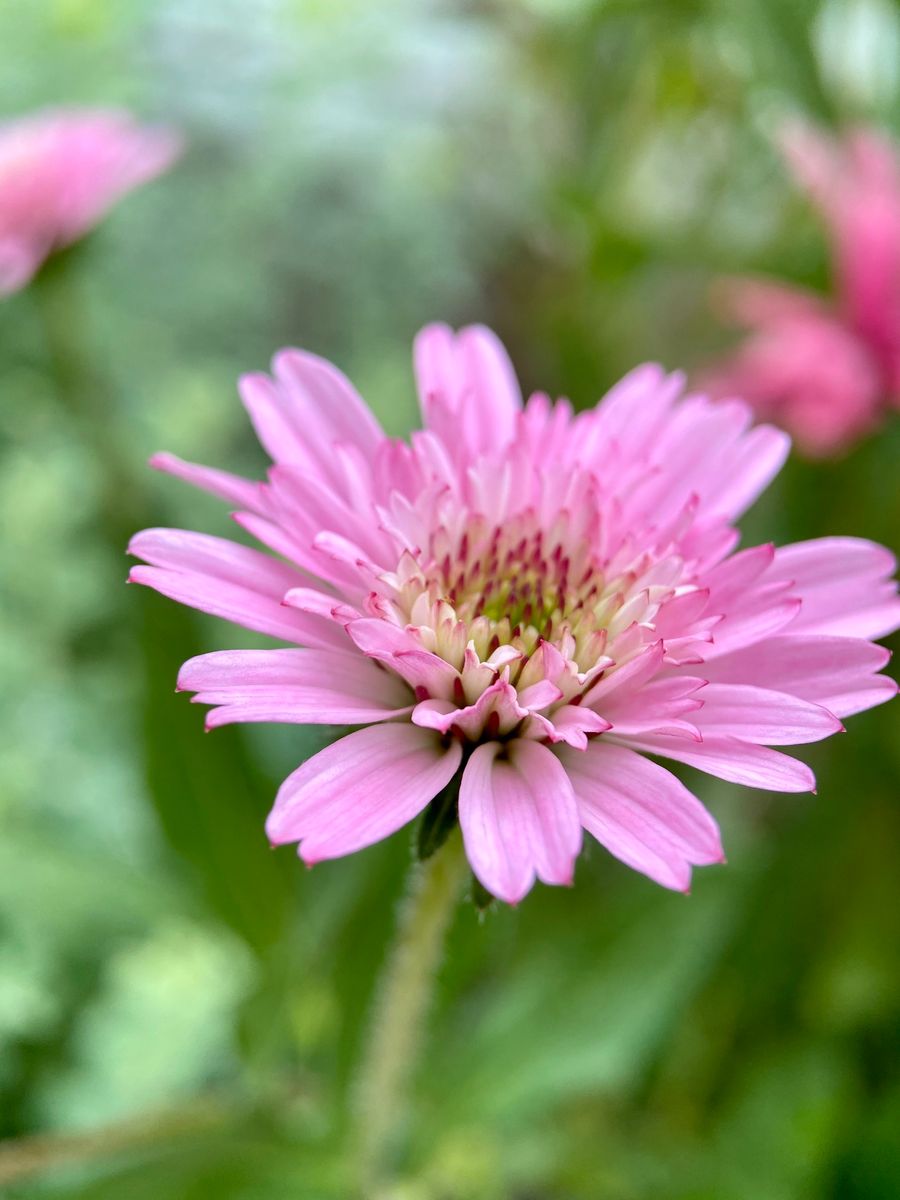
265,818,290,848
271,345,341,381
491,878,533,907
237,367,267,392
415,319,454,342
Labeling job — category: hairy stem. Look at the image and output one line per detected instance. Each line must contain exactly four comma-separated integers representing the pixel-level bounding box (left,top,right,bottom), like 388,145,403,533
353,829,469,1192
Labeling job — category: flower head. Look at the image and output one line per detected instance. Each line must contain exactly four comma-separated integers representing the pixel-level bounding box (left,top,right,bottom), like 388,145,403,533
0,107,181,296
706,121,900,455
130,325,899,902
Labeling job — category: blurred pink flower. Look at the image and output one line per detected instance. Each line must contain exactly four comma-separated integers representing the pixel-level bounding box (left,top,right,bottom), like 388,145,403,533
706,122,900,455
0,108,181,296
130,327,898,903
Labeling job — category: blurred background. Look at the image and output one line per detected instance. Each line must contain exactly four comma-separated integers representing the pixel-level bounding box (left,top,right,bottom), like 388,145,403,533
1,1,899,1197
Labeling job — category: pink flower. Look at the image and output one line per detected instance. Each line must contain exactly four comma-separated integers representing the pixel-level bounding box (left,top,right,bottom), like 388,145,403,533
706,122,900,455
0,108,181,296
130,326,899,902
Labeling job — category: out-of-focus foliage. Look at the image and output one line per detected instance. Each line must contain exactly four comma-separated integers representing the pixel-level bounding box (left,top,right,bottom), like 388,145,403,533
0,0,898,1196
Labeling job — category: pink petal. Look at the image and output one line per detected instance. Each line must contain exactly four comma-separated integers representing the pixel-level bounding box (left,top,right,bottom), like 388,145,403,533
283,586,360,626
779,122,900,358
413,323,522,459
702,544,775,608
272,348,385,457
409,698,460,732
517,680,564,710
0,236,42,294
127,529,344,648
599,676,706,738
232,511,353,592
774,536,896,588
697,634,896,718
265,462,391,564
239,350,384,479
266,723,462,862
770,538,900,639
346,618,458,698
129,566,337,646
581,642,665,707
702,424,791,519
457,324,522,446
312,530,382,582
619,392,785,528
558,742,723,891
128,527,298,593
704,596,802,657
703,284,883,457
459,740,582,903
0,108,181,295
239,372,316,470
534,705,612,749
694,683,843,744
652,591,712,640
715,276,828,326
149,452,264,512
615,733,816,793
177,647,413,728
128,528,348,648
413,323,456,421
587,365,683,460
411,679,526,739
202,694,411,730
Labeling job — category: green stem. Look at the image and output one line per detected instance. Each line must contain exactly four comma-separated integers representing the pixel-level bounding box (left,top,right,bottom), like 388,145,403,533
0,1096,228,1187
353,829,469,1193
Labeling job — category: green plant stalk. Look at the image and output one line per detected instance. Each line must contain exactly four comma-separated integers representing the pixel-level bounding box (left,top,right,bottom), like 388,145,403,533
353,828,469,1192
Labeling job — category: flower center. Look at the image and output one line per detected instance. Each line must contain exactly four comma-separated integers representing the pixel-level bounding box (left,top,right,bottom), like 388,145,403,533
385,509,633,675
443,521,587,631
